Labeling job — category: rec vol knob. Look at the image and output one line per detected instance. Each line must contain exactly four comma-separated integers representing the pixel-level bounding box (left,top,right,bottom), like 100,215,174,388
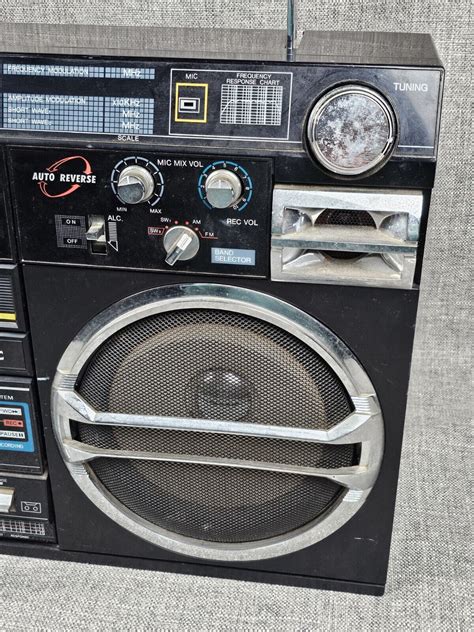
116,165,155,204
163,226,200,266
204,169,243,209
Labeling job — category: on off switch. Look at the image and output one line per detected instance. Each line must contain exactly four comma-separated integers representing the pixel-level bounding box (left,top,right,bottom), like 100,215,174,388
86,215,107,254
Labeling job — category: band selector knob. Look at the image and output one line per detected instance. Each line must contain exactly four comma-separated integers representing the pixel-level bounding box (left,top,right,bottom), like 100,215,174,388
163,226,200,266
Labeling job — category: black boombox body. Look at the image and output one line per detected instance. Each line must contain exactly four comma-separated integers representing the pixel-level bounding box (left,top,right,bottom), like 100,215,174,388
0,23,443,595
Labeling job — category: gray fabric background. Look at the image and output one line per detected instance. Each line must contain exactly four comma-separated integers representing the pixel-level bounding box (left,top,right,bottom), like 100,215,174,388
0,2,472,630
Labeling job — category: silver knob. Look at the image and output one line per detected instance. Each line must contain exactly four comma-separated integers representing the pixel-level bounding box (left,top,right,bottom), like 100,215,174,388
116,165,155,204
307,85,397,176
163,226,200,266
204,169,243,208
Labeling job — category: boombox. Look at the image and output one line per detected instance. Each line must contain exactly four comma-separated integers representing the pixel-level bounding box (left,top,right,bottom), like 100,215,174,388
0,16,443,595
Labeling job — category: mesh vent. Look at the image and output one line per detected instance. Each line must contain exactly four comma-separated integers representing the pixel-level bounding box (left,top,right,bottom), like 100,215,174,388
0,518,45,535
75,307,355,544
78,309,352,430
315,209,376,261
315,209,376,228
0,518,55,541
76,423,357,470
0,273,16,313
90,458,344,543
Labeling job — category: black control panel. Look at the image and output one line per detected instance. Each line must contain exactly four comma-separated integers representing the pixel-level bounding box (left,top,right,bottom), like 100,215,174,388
0,144,53,542
9,148,272,277
0,57,442,162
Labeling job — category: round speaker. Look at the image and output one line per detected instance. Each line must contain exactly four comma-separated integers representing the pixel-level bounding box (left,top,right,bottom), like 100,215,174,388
52,284,383,561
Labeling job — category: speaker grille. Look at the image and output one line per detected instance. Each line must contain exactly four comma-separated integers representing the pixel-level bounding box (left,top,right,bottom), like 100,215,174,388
75,308,355,545
76,423,358,470
90,458,344,543
315,209,376,260
78,309,352,430
315,209,376,228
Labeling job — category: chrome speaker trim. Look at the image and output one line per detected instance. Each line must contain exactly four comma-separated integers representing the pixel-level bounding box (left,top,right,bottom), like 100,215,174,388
52,284,384,562
271,185,422,288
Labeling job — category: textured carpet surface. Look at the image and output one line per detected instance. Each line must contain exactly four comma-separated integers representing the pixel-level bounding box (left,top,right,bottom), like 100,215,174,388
0,1,473,630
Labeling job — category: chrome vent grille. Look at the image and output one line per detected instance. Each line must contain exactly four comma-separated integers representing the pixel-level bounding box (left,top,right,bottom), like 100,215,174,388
0,517,55,541
75,423,359,470
271,186,423,288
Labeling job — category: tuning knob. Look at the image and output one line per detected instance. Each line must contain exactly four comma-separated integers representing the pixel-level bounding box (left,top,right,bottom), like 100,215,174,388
163,226,200,266
204,169,243,208
116,165,155,204
307,84,397,176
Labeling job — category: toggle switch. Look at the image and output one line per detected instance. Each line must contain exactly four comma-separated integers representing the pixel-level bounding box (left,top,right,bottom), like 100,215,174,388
0,487,14,513
86,215,107,254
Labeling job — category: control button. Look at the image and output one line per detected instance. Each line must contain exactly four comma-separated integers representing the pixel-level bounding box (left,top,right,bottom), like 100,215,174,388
86,216,105,242
0,487,14,513
307,84,397,176
116,165,155,204
0,333,32,375
86,215,107,255
163,226,200,266
0,265,24,331
204,169,243,209
0,378,42,474
175,83,208,123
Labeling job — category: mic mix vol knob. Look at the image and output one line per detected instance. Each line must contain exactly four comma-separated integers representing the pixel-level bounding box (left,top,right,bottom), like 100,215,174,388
116,165,155,204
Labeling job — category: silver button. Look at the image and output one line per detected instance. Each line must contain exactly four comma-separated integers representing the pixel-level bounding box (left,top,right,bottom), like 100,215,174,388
0,487,14,513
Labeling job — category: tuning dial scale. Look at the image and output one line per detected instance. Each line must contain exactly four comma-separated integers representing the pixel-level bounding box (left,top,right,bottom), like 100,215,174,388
111,156,164,205
198,161,253,211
